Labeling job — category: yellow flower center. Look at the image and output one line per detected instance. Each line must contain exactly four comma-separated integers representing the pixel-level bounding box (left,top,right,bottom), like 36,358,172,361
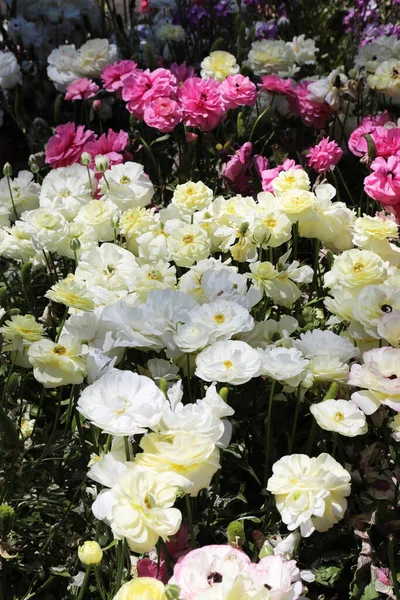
334,412,345,422
223,360,233,369
353,262,364,273
120,176,131,185
53,345,67,355
213,313,225,324
264,218,276,228
147,270,162,281
182,234,194,245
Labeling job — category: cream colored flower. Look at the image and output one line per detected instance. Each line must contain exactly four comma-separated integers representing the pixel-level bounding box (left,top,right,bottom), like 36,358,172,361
75,199,119,242
245,40,295,76
135,431,220,496
78,540,103,565
0,314,44,351
368,58,400,97
27,335,88,388
92,466,182,553
113,578,167,600
172,181,213,215
267,453,351,537
200,51,240,82
46,277,95,311
353,284,400,337
157,23,185,42
324,249,388,293
78,38,118,78
272,169,310,196
310,399,368,437
195,340,261,385
165,220,211,267
277,190,317,222
377,310,400,347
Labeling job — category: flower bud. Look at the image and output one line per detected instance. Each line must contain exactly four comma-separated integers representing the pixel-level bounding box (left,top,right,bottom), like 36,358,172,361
239,221,249,235
3,163,12,177
70,237,81,252
92,99,102,112
95,154,110,173
218,387,229,402
0,504,15,538
80,152,92,166
186,132,198,143
110,214,120,230
165,584,181,600
227,520,245,547
78,540,103,565
259,540,274,558
215,143,223,151
159,378,168,396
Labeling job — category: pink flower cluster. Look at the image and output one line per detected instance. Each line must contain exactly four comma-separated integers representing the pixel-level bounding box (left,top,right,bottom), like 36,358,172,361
65,78,99,101
307,137,343,173
45,123,130,169
350,112,400,221
260,158,302,192
118,65,257,133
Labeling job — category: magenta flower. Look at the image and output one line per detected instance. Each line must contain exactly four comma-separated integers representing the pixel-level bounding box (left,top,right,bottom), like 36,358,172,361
371,126,400,159
259,74,295,96
45,123,96,168
101,59,138,94
288,81,333,129
261,159,301,192
143,96,183,132
222,142,254,193
122,68,178,119
170,62,195,83
364,155,400,207
219,74,257,110
348,112,391,157
307,137,343,173
137,557,166,582
178,77,225,131
65,78,99,101
84,128,132,168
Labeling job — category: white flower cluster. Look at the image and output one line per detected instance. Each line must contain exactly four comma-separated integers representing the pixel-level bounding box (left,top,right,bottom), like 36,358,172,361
245,35,318,76
354,34,400,100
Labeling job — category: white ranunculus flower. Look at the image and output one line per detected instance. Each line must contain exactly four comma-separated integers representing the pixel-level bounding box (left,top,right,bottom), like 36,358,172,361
39,164,96,220
377,310,400,347
173,321,210,354
245,39,296,76
27,335,88,387
75,199,119,241
46,276,95,311
92,466,181,553
0,223,38,263
21,207,69,252
200,51,240,82
100,162,154,211
195,340,261,385
258,346,309,386
267,453,351,537
78,39,118,78
88,446,134,488
272,169,310,196
200,266,261,309
240,315,299,350
74,243,139,291
189,299,254,344
77,370,165,435
131,259,177,301
135,430,220,496
324,249,389,293
349,346,400,413
0,51,22,89
47,44,81,92
287,34,318,65
310,399,368,437
165,219,211,267
171,181,213,215
353,284,400,338
0,171,40,219
100,300,164,351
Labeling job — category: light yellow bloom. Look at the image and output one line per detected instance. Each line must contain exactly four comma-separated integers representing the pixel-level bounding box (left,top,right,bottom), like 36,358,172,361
172,181,213,215
113,578,167,600
78,540,103,566
200,51,240,82
27,335,87,388
46,277,95,311
0,314,44,350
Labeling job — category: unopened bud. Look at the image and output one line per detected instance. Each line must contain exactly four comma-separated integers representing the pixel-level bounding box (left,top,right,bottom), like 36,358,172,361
80,152,92,166
3,163,12,177
78,540,103,566
165,584,181,600
215,143,223,151
110,214,120,229
227,520,245,547
159,378,168,396
218,387,229,402
70,237,81,252
0,504,15,538
95,154,110,173
239,221,249,235
92,99,102,112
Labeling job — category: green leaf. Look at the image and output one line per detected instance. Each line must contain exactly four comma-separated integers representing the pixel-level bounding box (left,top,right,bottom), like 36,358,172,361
314,565,343,587
360,582,380,600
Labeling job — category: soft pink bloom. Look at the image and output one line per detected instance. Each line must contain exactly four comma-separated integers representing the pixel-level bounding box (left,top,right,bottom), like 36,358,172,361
253,154,269,176
348,112,391,157
45,123,96,168
101,59,138,94
261,158,301,192
364,155,400,207
372,126,400,158
122,68,178,119
288,80,333,129
169,545,250,599
376,567,391,586
137,558,166,582
307,137,343,173
143,96,183,132
65,78,99,101
170,62,195,83
222,142,254,193
178,77,225,131
92,99,102,112
84,129,132,168
246,555,303,600
259,74,295,96
219,74,257,110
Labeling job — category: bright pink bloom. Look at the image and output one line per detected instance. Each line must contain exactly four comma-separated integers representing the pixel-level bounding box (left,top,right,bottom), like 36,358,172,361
288,81,333,129
65,78,99,101
137,558,166,582
307,137,343,173
45,123,96,168
261,158,301,192
122,68,178,119
348,112,391,157
140,0,151,12
84,129,132,168
219,74,257,110
143,96,183,132
372,126,400,158
376,568,391,586
223,142,254,193
178,77,225,131
259,74,295,96
364,155,400,207
101,59,138,94
170,62,195,83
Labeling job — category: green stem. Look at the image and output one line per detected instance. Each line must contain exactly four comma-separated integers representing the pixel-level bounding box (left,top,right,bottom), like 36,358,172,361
114,539,126,594
124,436,131,461
288,387,301,454
249,103,272,142
94,567,107,600
6,176,18,221
185,494,196,549
158,538,173,578
56,307,69,342
264,380,276,486
77,567,91,600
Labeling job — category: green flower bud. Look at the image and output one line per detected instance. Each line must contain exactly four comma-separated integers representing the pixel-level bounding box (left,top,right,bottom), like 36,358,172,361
70,237,81,252
78,540,103,565
218,387,229,403
165,584,181,600
239,221,249,236
80,152,92,166
111,214,120,229
0,504,15,538
3,163,12,177
159,378,168,396
94,154,110,173
227,520,245,547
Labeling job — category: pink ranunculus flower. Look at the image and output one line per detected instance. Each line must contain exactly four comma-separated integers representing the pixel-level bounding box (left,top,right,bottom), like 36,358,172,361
246,555,303,600
101,59,138,95
178,77,225,131
258,74,296,96
84,128,132,168
165,524,190,560
170,62,196,84
137,557,166,582
307,137,343,173
261,158,302,192
222,142,254,193
169,544,250,599
45,122,96,168
372,126,400,158
65,78,99,101
219,74,257,110
288,80,333,129
143,96,183,132
364,155,400,207
122,68,178,119
348,111,391,157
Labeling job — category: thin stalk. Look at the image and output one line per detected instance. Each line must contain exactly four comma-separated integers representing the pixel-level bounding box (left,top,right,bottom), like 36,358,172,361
185,494,196,549
288,387,301,454
264,380,276,486
6,176,18,221
77,567,91,600
94,568,107,600
114,540,126,593
158,538,173,578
